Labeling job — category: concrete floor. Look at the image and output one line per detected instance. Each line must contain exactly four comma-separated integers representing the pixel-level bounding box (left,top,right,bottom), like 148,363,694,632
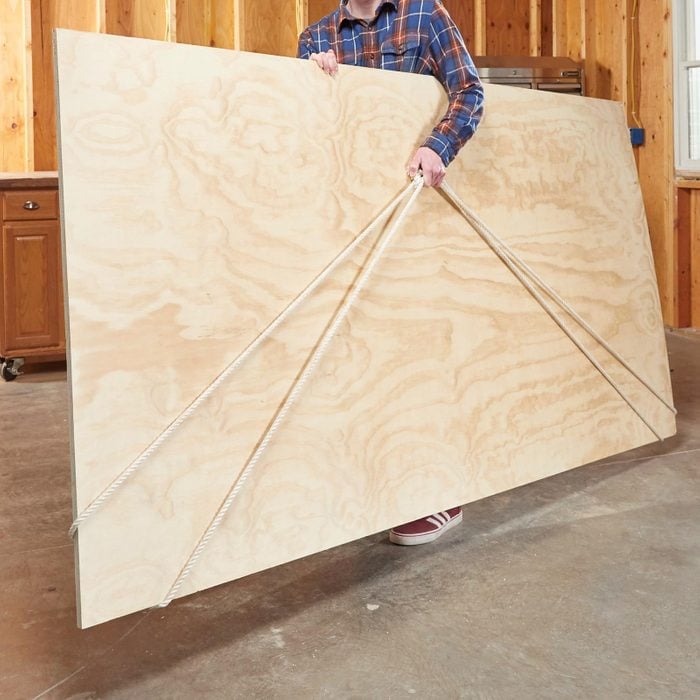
1,332,698,699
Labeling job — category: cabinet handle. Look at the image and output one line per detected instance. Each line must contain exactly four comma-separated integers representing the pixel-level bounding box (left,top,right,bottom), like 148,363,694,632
23,200,40,211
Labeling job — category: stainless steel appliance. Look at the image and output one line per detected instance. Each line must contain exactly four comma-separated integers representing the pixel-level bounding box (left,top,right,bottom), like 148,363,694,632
473,56,585,96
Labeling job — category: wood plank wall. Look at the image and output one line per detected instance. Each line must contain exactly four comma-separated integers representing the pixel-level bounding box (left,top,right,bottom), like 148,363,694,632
676,185,700,327
241,0,299,57
0,0,688,326
31,0,101,171
0,0,33,172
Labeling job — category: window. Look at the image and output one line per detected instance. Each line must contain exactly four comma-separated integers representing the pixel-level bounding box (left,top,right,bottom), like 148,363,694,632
675,0,700,173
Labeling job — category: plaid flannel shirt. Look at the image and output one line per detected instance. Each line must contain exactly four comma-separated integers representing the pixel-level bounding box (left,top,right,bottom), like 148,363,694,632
297,0,484,165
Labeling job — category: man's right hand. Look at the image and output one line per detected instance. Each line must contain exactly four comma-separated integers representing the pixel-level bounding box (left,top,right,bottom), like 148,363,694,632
310,50,339,76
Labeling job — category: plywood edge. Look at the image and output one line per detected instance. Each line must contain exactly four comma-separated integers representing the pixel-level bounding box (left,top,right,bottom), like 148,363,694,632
53,27,84,628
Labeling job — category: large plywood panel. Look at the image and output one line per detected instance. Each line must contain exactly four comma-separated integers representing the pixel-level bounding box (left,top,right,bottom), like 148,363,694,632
55,30,675,627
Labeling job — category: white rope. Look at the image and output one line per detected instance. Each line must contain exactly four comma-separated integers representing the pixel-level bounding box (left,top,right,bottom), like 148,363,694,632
68,180,419,538
442,183,675,416
157,175,425,607
440,181,674,441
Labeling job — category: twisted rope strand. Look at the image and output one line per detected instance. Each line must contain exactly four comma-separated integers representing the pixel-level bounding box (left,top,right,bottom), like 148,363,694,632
440,181,673,441
442,183,675,415
158,175,425,607
69,181,418,538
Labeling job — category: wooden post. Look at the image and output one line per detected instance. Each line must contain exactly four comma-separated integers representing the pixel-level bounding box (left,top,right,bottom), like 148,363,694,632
530,0,542,56
0,0,33,171
474,0,486,55
233,0,243,49
552,0,585,60
636,0,676,325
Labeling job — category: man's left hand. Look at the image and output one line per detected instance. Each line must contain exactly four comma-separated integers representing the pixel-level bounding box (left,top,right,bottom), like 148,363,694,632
407,147,446,187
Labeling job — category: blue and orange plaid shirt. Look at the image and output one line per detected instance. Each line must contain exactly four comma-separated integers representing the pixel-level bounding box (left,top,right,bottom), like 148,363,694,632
297,0,484,165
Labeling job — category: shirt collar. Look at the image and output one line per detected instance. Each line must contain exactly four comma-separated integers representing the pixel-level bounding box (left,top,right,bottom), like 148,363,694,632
337,0,398,29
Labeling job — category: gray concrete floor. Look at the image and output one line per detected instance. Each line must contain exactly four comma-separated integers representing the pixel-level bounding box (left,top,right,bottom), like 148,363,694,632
1,331,698,699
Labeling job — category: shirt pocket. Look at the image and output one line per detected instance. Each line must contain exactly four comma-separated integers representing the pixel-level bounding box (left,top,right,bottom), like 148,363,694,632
380,33,423,72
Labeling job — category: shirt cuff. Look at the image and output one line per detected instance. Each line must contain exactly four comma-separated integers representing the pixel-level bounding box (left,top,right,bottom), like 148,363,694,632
422,132,455,167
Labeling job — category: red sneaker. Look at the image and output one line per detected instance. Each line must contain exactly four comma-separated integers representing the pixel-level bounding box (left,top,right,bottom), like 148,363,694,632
389,507,463,546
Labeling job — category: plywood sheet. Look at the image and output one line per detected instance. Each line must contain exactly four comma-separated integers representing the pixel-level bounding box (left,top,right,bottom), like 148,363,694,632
55,30,675,627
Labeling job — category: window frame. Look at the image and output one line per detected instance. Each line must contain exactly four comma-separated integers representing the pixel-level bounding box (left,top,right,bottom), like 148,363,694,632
675,0,700,174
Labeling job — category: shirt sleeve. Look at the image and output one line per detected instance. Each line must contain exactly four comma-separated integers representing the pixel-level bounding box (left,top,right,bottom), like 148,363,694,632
297,28,317,59
423,0,485,166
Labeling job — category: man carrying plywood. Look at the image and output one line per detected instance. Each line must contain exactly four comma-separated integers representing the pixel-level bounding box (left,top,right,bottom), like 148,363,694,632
298,0,485,544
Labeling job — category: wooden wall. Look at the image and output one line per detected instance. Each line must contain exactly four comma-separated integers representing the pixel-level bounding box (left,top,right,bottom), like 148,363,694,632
1,0,33,172
0,0,688,326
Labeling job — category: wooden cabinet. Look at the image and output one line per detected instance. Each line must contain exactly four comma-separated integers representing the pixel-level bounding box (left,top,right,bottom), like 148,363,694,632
0,174,64,379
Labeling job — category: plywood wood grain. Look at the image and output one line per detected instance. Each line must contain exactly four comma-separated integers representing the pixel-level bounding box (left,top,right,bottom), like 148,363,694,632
55,30,675,627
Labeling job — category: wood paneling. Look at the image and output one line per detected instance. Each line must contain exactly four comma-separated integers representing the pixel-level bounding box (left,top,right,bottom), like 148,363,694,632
694,198,700,327
31,0,100,171
529,0,541,55
56,30,674,626
0,0,33,172
240,0,299,56
541,0,552,55
584,0,627,103
105,0,170,40
176,0,234,48
307,0,337,25
635,0,675,325
676,189,692,328
552,0,584,60
443,0,476,52
485,0,531,55
675,186,700,327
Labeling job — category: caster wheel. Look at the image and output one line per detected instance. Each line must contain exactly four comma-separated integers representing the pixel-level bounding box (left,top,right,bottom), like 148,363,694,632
1,358,24,381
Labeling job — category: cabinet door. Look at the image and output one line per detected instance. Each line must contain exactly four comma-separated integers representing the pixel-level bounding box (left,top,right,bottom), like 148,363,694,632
1,220,63,353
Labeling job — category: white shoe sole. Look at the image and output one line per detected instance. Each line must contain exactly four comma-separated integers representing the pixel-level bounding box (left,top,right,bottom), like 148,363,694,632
389,510,463,546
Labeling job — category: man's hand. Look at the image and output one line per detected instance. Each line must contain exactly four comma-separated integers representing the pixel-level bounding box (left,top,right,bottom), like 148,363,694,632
310,50,338,76
407,147,446,188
